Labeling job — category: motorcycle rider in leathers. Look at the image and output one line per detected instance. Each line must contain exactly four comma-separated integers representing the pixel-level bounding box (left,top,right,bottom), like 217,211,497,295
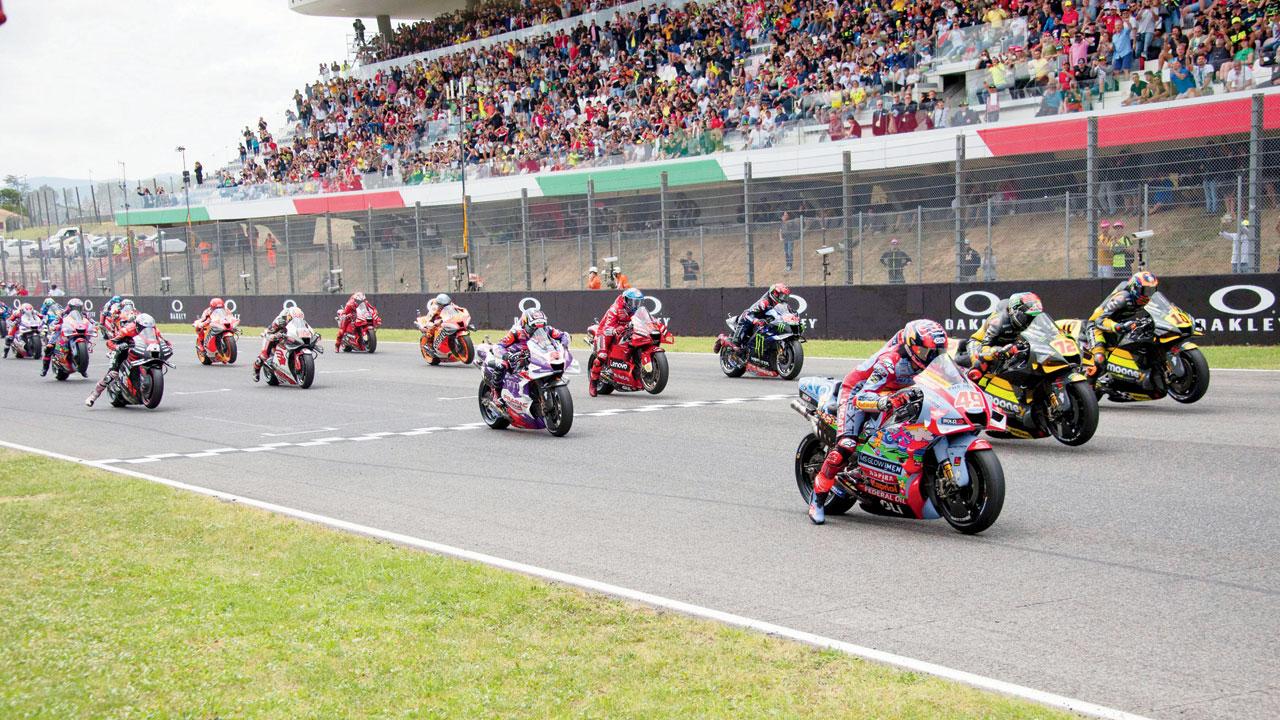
192,297,226,350
590,287,644,394
808,319,949,525
955,292,1043,372
41,298,86,377
486,308,568,389
253,306,307,382
3,302,38,357
730,283,791,350
335,291,376,352
85,311,169,407
1086,271,1159,385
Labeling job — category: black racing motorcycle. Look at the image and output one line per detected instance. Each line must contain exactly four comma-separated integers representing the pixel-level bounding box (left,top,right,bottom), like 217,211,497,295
714,305,806,379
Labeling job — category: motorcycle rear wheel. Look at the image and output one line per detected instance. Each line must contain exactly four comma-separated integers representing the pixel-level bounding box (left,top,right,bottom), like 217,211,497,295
478,378,510,429
930,449,1004,535
719,346,746,377
543,384,574,437
793,434,855,516
1166,347,1210,404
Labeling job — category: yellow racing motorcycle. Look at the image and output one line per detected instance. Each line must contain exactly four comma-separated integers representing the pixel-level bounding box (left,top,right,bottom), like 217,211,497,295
1057,291,1209,404
957,313,1099,446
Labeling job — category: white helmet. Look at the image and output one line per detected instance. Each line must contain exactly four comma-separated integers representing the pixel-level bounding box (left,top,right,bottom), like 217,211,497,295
435,293,452,307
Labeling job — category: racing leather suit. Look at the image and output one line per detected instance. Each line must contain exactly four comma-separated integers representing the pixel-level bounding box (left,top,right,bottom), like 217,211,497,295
813,339,923,496
732,289,782,348
1086,287,1145,366
489,324,568,387
591,295,633,382
85,321,170,405
41,306,80,375
192,305,218,347
254,309,293,371
5,308,39,355
957,300,1021,370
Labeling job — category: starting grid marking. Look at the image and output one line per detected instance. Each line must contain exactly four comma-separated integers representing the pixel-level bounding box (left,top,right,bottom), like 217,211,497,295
95,394,792,465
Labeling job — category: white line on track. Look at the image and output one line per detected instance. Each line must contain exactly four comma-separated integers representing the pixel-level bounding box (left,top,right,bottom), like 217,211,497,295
0,437,1153,720
173,388,232,396
437,395,473,401
92,394,795,465
317,368,371,374
261,427,338,437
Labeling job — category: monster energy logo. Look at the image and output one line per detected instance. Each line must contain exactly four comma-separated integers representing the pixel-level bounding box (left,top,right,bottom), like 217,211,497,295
754,332,766,357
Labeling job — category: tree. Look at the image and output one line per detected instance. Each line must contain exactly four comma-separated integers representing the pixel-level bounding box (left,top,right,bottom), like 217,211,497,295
0,187,22,214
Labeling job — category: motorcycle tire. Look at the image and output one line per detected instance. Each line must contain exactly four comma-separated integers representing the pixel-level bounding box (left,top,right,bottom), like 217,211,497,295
641,351,670,395
226,338,238,365
1166,347,1210,404
793,434,855,516
1041,380,1099,447
142,367,164,409
419,336,436,364
74,343,89,376
930,449,1004,535
366,329,377,354
478,377,510,430
544,384,574,437
110,389,128,407
453,335,475,364
55,367,69,381
299,354,316,389
718,346,746,377
27,336,40,359
776,339,805,380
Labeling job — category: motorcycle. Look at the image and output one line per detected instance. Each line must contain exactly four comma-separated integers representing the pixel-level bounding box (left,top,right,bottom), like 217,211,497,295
261,316,323,388
1057,290,1209,404
11,312,44,359
416,304,475,365
791,354,1007,534
336,301,381,353
475,328,577,436
585,306,674,395
50,309,96,380
105,325,173,409
955,313,1099,446
714,304,806,379
196,308,241,365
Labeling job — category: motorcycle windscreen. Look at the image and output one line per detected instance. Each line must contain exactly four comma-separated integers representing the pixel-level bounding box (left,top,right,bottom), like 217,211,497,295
1144,291,1195,336
1022,313,1076,367
915,355,984,432
356,302,373,321
286,317,312,343
630,307,659,335
526,329,576,375
211,308,234,326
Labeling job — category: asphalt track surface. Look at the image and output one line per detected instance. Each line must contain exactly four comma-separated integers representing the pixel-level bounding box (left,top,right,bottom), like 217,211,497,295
2,334,1276,720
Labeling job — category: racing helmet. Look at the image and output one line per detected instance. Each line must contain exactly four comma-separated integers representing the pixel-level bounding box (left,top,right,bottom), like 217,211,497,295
900,319,948,370
209,297,225,310
120,299,136,313
41,298,54,311
109,295,122,305
21,303,33,314
120,308,138,324
353,291,366,303
135,313,155,328
767,282,791,305
66,298,84,313
434,293,452,307
621,287,643,315
1008,292,1044,330
520,308,548,334
1126,271,1158,306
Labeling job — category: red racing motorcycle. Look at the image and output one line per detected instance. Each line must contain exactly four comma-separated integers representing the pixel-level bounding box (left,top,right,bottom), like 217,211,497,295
49,308,96,380
195,307,241,365
585,306,674,395
336,301,381,353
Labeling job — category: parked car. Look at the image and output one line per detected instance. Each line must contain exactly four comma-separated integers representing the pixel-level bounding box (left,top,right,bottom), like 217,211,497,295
42,227,82,257
1,238,40,260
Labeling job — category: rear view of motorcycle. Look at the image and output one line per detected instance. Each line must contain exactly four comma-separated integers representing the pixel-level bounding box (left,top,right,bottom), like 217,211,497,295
1058,291,1210,404
791,355,1007,534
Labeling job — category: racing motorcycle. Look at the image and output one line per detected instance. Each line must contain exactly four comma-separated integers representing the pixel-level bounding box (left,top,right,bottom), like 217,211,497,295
1057,290,1209,404
105,324,172,409
416,304,475,365
336,300,381,353
196,308,241,365
261,316,322,389
475,329,576,436
714,304,806,379
49,308,96,380
956,313,1099,446
791,354,1007,534
11,311,44,359
585,306,674,395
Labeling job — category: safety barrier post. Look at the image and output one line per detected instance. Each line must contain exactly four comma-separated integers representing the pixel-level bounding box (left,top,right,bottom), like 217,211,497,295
857,210,864,284
325,211,335,293
285,216,297,295
367,206,378,293
587,180,596,270
520,190,531,291
1086,116,1099,277
916,205,923,284
216,221,227,295
416,202,427,294
1249,93,1262,273
843,152,853,285
744,162,754,286
954,135,966,282
1063,192,1071,278
659,171,670,288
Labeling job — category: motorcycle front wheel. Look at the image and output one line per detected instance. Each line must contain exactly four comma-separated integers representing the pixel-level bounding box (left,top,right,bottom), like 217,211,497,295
1166,347,1210,404
74,342,89,376
718,346,746,377
930,449,1004,535
793,434,856,516
226,337,238,364
641,351,669,394
452,335,475,364
775,339,804,380
141,367,164,409
365,329,377,354
543,384,574,437
478,377,510,429
299,354,316,389
1039,380,1099,446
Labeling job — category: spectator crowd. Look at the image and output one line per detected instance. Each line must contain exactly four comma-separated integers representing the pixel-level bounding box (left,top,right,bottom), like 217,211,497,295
217,0,1276,194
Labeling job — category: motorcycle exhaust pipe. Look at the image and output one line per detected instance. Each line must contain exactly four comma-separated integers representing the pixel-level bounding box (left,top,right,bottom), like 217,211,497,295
790,399,813,419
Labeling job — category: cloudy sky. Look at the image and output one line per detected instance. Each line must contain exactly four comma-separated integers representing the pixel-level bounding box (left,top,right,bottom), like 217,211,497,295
0,1,353,183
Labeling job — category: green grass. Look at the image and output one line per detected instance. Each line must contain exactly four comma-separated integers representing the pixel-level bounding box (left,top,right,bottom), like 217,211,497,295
159,323,1277,369
0,449,1071,718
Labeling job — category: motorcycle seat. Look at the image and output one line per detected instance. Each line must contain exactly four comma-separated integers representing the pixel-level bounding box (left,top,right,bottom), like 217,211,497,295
798,376,838,414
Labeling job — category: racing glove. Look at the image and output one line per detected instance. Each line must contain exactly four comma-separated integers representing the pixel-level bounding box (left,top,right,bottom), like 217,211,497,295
877,388,921,412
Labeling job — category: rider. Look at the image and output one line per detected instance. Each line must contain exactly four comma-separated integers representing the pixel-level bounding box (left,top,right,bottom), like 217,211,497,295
41,298,86,377
590,287,644,390
85,311,167,407
955,292,1044,372
1086,271,1159,380
253,306,306,382
192,297,226,347
731,283,791,350
2,302,35,358
808,319,948,525
422,293,454,334
335,291,375,351
486,308,568,388
39,298,61,327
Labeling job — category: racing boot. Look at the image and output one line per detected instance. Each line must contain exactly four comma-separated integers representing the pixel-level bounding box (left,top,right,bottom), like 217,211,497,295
588,355,602,396
85,371,117,407
2,339,10,358
808,491,828,525
40,355,51,377
252,356,264,382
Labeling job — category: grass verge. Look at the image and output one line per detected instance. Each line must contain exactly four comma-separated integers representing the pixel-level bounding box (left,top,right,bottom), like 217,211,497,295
158,323,1277,369
0,448,1071,719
